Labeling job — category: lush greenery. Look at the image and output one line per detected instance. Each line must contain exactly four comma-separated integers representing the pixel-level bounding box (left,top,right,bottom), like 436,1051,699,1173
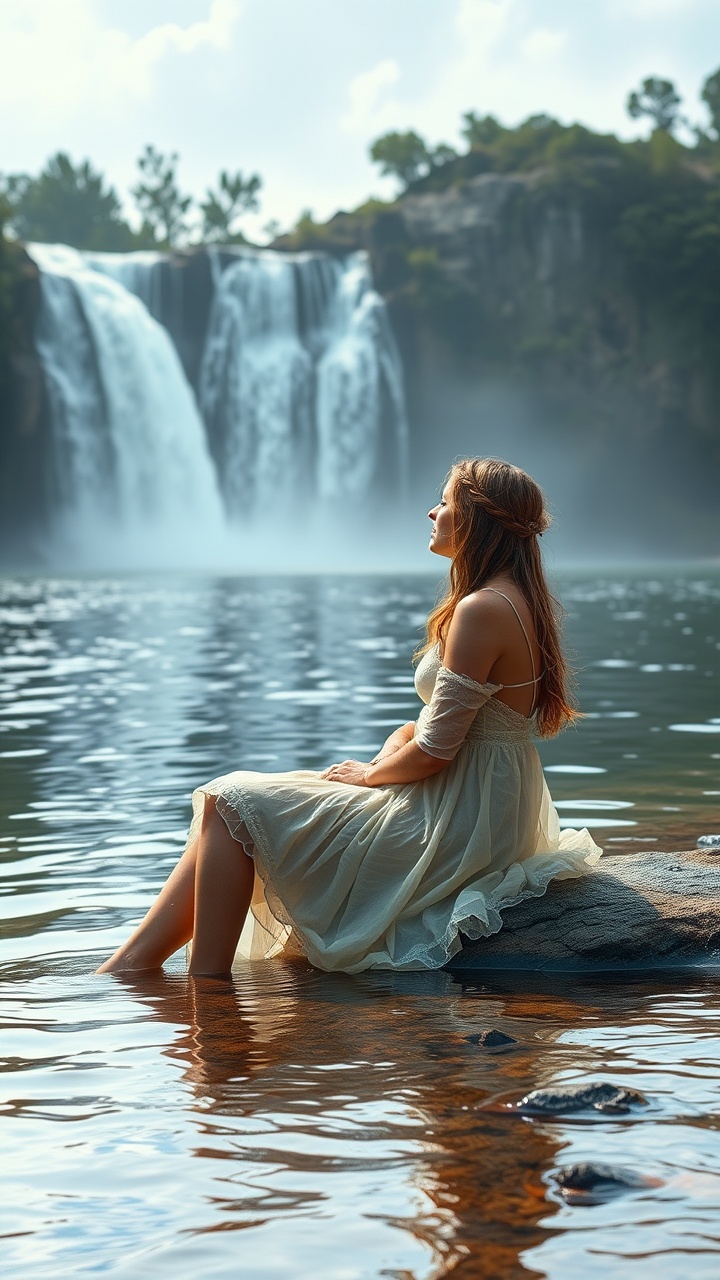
347,67,720,373
0,149,263,251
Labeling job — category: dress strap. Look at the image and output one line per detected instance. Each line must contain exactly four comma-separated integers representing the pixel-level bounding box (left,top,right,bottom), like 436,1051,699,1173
480,587,543,712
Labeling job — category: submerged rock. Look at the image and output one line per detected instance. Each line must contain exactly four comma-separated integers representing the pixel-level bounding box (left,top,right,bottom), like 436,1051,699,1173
551,1161,661,1203
465,1028,518,1049
448,851,720,972
507,1081,649,1116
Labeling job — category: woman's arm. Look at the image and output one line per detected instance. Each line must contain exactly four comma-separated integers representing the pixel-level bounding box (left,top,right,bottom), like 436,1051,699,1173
320,722,443,786
370,721,415,762
364,738,449,784
321,738,449,788
322,599,505,789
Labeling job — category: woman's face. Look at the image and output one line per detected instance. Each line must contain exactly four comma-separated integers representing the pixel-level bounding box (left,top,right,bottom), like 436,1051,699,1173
428,482,455,559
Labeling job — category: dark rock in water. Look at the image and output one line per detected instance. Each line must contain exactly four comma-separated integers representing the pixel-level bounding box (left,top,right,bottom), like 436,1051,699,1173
447,851,720,972
465,1028,518,1049
697,835,720,852
508,1081,649,1116
551,1162,661,1203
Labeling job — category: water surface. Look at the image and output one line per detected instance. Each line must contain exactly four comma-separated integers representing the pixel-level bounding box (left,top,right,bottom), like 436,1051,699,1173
1,568,719,1277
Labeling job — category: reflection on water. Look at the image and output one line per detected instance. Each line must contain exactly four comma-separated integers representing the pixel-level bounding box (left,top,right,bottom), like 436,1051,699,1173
0,567,719,1275
2,960,720,1277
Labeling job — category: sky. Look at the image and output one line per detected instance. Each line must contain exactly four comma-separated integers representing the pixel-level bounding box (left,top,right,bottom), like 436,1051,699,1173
2,0,719,241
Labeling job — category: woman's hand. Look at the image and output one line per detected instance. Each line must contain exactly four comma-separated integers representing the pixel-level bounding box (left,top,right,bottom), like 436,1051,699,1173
320,759,371,786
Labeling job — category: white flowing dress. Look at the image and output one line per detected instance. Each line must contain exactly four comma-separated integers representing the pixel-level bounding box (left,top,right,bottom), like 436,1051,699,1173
185,606,602,972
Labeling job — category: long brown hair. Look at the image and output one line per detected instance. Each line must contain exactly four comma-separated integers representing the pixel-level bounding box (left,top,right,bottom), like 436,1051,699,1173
419,457,581,737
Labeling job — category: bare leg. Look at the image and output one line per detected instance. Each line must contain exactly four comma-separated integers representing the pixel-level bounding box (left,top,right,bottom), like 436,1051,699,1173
188,800,255,977
97,797,254,977
96,835,200,973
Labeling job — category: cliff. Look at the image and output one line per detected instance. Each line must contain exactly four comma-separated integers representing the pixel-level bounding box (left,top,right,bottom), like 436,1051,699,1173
281,144,720,554
0,244,48,556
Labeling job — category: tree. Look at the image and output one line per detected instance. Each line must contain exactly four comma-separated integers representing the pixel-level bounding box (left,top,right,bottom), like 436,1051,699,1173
200,170,262,242
430,143,458,167
627,77,682,133
132,146,192,247
523,113,558,131
1,153,130,248
369,130,433,188
461,112,504,149
701,67,720,139
263,218,282,242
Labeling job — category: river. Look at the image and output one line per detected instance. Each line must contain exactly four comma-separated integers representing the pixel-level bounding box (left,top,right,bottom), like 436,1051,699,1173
1,566,718,1277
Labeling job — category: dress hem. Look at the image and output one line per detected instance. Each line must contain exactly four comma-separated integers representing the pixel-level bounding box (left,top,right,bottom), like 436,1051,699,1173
189,780,601,973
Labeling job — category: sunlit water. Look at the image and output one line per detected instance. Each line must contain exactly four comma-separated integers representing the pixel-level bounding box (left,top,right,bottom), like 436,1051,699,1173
1,568,719,1277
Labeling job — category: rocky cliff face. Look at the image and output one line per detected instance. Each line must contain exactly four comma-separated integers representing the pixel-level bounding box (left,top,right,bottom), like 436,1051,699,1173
356,168,718,555
0,249,50,558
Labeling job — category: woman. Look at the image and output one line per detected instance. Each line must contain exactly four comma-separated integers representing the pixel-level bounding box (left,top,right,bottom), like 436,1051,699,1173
98,458,601,977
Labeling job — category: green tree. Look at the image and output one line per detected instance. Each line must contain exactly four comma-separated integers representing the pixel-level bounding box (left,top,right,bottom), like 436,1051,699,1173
200,170,262,241
132,146,192,247
701,67,720,138
461,111,504,149
0,153,131,248
627,77,682,133
369,130,432,188
263,218,282,242
430,143,458,167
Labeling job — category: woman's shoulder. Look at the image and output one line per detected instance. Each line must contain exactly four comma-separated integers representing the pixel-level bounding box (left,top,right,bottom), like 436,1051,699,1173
453,582,523,624
444,588,510,680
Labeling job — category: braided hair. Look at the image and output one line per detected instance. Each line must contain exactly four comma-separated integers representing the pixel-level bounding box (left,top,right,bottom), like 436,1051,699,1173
419,458,580,737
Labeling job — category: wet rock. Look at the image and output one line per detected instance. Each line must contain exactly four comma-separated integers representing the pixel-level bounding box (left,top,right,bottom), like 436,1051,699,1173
551,1162,661,1203
508,1081,649,1116
697,835,720,852
465,1028,518,1049
447,850,720,972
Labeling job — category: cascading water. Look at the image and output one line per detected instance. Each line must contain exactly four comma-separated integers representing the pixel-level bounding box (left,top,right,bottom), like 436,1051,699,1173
316,253,407,499
198,249,408,512
28,242,408,563
198,251,315,511
30,243,225,562
83,249,172,320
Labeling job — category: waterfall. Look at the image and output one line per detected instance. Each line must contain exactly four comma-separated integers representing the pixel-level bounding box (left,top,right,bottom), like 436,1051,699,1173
83,249,177,324
316,253,408,499
30,243,225,560
198,248,408,513
198,251,315,511
28,242,408,561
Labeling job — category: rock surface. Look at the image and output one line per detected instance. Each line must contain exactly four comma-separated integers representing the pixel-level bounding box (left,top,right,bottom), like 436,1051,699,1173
551,1162,660,1203
448,851,720,972
506,1082,649,1116
465,1028,518,1049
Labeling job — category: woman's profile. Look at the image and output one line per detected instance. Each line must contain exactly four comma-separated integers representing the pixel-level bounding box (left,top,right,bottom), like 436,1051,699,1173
98,457,601,977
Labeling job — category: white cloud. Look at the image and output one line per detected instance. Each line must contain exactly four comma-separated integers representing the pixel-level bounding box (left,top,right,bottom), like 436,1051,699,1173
521,28,568,62
455,0,512,54
0,0,241,110
341,59,400,133
120,0,240,94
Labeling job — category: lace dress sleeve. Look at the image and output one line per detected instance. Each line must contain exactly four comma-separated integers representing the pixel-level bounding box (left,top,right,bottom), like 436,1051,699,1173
414,666,501,761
